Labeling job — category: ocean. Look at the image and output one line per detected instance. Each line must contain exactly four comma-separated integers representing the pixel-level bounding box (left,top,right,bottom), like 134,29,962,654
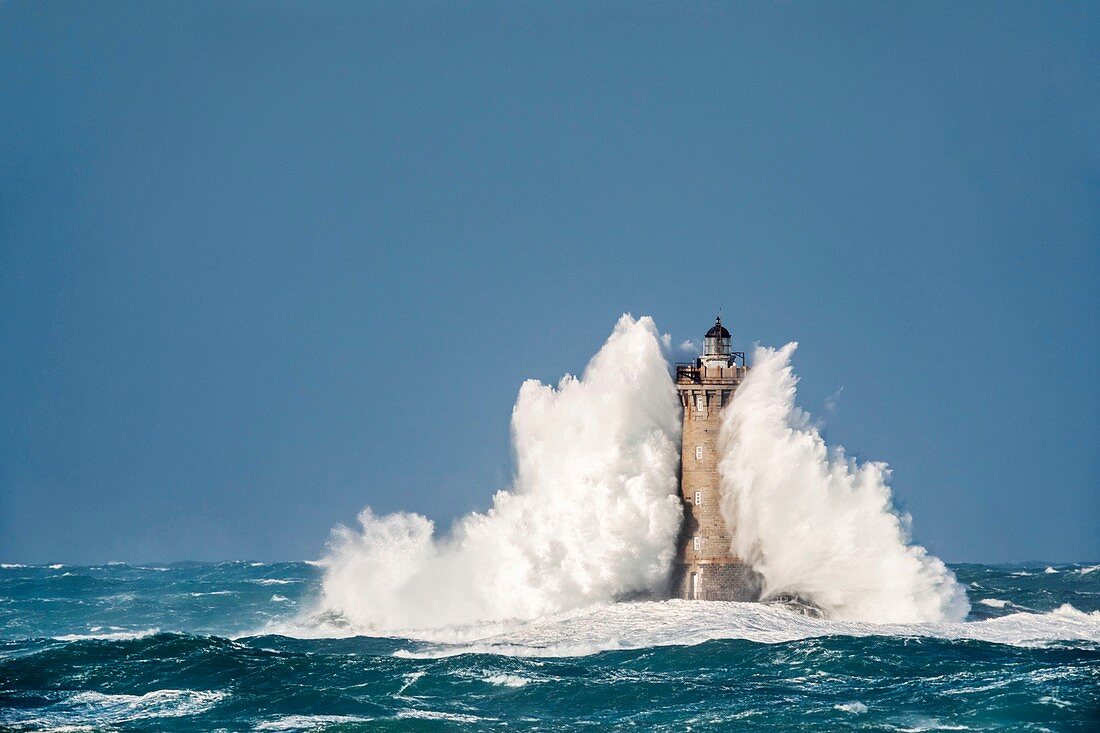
1,560,1098,731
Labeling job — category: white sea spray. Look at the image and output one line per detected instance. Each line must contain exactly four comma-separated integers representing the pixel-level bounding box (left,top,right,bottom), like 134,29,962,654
317,315,683,631
716,343,970,623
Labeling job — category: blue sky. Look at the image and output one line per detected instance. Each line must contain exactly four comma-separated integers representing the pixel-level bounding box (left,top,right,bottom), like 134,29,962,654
1,2,1097,564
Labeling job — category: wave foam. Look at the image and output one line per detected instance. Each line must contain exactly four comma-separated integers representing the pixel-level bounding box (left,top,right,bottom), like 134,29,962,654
382,600,1100,658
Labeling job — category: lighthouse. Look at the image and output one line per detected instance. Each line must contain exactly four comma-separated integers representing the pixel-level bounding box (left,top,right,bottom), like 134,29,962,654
671,316,760,601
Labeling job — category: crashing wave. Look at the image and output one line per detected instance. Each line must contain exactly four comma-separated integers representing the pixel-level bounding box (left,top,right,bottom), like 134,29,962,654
717,343,969,623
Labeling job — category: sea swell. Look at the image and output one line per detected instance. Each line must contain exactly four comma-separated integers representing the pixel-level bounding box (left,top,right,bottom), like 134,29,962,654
2,562,1099,731
2,624,1098,731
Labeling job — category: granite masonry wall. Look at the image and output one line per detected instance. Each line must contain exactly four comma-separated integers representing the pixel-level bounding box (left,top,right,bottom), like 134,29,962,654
670,361,760,602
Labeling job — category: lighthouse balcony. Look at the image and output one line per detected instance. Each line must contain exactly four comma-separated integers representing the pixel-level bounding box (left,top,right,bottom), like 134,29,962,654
674,363,698,382
676,355,745,384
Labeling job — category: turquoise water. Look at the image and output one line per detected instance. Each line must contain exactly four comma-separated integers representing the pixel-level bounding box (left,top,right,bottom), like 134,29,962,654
2,562,1098,731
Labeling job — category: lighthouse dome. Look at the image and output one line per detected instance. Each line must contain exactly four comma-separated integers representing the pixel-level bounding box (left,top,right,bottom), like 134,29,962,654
705,318,730,339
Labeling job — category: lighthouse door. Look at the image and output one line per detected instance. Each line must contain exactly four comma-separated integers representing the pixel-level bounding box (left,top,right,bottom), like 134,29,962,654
689,572,699,600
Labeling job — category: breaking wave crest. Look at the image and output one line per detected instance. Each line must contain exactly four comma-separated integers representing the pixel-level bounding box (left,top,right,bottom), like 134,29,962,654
386,601,1100,658
717,343,970,623
1,689,228,730
317,315,683,632
314,317,968,635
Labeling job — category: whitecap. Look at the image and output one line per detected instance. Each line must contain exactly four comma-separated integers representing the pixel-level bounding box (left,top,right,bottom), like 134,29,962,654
395,710,493,723
894,722,970,733
254,715,374,731
1050,603,1098,619
0,689,226,729
69,689,224,717
978,599,1010,608
484,674,531,687
53,628,160,642
835,702,867,714
395,670,424,696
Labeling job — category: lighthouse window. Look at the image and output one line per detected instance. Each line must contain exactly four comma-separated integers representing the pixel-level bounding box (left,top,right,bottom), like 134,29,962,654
694,491,702,506
693,536,701,552
695,445,703,461
695,394,705,413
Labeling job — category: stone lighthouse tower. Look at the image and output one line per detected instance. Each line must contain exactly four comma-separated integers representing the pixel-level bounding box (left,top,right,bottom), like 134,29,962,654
671,316,759,601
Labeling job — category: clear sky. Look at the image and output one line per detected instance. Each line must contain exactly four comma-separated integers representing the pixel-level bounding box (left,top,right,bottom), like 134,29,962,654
1,2,1097,564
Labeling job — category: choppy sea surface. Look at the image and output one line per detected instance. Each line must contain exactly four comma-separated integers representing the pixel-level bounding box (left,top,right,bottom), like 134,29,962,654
1,562,1098,732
